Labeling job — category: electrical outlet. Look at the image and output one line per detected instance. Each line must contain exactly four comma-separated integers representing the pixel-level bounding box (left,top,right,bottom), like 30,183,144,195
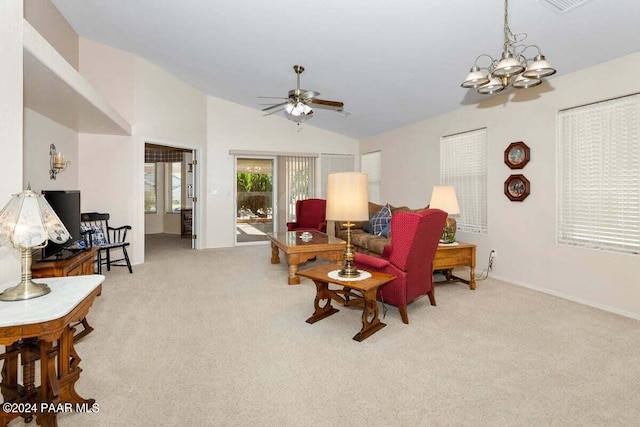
488,249,496,271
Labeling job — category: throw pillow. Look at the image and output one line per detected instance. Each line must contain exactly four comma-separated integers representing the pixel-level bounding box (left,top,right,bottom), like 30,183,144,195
363,221,374,234
80,224,107,246
369,203,392,235
378,222,391,238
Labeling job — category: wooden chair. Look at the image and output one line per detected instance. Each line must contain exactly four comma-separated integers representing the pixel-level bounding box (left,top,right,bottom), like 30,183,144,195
80,212,133,274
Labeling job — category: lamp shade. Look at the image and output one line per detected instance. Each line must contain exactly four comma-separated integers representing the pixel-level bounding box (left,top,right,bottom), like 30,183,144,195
429,186,460,215
325,172,369,221
0,189,70,249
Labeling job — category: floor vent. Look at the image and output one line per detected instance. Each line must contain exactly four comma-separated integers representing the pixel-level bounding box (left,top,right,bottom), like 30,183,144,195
538,0,592,13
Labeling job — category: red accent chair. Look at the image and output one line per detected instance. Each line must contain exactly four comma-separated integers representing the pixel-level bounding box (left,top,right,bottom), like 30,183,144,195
286,198,327,233
353,209,447,324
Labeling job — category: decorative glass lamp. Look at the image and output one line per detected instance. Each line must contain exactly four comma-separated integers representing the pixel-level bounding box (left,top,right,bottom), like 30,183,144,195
429,186,460,244
325,172,369,277
0,187,71,301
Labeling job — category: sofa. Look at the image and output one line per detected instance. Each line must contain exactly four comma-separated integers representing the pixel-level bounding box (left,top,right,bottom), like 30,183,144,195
334,202,429,256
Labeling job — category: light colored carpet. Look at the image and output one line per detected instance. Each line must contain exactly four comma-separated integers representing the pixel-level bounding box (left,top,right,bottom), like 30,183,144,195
15,234,640,426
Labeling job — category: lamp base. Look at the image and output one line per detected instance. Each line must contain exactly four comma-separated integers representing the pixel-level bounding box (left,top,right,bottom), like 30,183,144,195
0,279,51,301
440,216,457,244
338,265,361,278
339,221,361,278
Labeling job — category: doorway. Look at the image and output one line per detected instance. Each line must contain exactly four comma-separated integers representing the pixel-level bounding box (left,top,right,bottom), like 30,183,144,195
235,157,276,244
144,143,197,249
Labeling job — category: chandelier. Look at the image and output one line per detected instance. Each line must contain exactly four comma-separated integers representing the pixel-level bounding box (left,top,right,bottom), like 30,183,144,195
461,0,556,95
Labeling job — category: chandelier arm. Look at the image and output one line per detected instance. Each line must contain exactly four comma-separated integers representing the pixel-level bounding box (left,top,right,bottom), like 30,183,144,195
517,44,543,60
473,54,497,70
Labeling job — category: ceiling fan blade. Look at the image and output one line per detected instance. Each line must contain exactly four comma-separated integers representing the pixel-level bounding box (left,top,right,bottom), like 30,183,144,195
258,96,288,99
300,90,320,99
262,102,289,112
309,98,344,110
263,105,286,116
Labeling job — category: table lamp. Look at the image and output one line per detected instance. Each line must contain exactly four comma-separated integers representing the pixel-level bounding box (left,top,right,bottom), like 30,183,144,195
325,172,369,277
0,187,71,301
429,185,460,244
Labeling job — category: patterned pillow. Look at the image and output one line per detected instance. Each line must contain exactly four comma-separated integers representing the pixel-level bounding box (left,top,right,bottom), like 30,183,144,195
378,222,391,238
80,224,108,246
369,203,392,235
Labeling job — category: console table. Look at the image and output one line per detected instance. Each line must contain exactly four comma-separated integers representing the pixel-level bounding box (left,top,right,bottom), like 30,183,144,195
31,247,97,279
0,275,104,427
433,242,477,290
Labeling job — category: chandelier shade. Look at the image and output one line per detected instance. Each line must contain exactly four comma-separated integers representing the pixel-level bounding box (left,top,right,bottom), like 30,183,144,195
477,77,506,95
522,54,557,78
493,53,526,78
461,0,556,95
461,66,490,89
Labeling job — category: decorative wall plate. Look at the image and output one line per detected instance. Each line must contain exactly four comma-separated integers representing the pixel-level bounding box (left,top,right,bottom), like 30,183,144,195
504,141,530,169
504,174,530,201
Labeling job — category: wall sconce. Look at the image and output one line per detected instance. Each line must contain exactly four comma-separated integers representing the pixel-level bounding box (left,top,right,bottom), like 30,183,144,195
49,143,70,180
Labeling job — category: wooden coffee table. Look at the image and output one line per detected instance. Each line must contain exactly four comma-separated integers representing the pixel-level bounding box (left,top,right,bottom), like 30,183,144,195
297,263,396,342
267,230,345,285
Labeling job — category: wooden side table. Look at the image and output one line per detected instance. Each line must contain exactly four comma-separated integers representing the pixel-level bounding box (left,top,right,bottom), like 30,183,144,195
297,263,395,342
433,242,477,290
0,275,104,427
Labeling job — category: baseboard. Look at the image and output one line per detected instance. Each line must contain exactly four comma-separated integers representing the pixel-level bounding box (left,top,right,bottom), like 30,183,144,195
488,273,640,321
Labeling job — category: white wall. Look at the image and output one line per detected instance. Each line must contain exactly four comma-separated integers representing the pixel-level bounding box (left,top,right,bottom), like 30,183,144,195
206,97,359,248
360,53,640,319
134,58,207,252
23,108,78,192
0,0,24,285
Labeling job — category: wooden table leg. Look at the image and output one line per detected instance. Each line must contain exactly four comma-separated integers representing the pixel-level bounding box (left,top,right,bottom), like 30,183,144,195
270,242,280,264
286,254,301,285
306,280,339,324
353,288,386,341
36,327,95,426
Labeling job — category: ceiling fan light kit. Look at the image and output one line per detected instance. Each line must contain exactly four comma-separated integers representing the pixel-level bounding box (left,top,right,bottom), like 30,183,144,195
260,65,344,125
461,0,556,94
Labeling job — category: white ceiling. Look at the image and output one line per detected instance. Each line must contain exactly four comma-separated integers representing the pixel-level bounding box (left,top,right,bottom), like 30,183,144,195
51,0,640,140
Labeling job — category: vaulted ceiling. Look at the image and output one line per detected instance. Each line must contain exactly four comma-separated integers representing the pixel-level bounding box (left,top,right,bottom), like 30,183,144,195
52,0,640,139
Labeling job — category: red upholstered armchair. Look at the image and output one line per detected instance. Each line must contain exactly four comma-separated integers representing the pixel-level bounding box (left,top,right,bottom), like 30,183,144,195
353,209,447,324
286,198,327,233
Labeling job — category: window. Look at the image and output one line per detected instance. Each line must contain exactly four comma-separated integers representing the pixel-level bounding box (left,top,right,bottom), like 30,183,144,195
440,128,488,234
166,162,182,213
557,94,640,254
361,151,381,203
281,156,315,221
144,163,157,213
320,154,354,198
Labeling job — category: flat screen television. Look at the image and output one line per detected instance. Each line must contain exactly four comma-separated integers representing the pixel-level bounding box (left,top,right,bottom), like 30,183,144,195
41,190,81,260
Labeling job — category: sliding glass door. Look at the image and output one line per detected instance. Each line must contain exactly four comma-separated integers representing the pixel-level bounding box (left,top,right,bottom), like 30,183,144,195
235,157,275,244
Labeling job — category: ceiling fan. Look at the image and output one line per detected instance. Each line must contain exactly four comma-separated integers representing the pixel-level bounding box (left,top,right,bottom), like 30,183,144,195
260,65,345,124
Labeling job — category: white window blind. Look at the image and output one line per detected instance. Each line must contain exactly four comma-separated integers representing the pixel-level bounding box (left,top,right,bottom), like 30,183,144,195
319,154,354,198
281,156,315,222
361,151,381,203
557,94,640,254
440,128,488,234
